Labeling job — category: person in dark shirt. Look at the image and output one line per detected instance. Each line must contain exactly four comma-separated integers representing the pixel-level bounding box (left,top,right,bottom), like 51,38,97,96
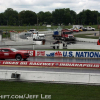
53,40,61,44
53,40,61,49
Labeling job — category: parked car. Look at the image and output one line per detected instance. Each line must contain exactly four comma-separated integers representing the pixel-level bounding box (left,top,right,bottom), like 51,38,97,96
97,39,100,45
86,26,95,31
0,48,29,61
9,30,17,32
72,28,79,32
82,28,87,31
79,28,83,31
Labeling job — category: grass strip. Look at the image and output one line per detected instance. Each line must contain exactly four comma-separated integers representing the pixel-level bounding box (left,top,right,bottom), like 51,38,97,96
36,49,100,51
0,81,100,100
74,33,99,39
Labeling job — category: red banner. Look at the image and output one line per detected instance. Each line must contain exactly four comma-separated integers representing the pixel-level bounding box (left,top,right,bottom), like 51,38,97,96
37,51,45,56
24,50,35,57
0,61,100,68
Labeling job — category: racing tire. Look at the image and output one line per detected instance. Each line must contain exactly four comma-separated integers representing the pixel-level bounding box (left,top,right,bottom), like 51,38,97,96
16,54,22,61
23,58,27,61
0,59,5,60
63,43,65,47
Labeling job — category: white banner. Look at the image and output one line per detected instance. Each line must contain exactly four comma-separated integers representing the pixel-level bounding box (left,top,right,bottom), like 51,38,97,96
36,50,100,58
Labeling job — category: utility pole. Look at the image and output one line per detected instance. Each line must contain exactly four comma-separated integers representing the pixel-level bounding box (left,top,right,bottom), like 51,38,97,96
7,20,8,26
99,25,100,36
97,11,100,36
37,15,38,31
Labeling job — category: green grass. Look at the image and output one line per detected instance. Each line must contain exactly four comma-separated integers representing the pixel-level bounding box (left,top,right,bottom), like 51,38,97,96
0,25,99,38
0,25,100,42
0,81,100,100
0,25,99,32
2,32,10,38
0,25,67,32
74,33,100,39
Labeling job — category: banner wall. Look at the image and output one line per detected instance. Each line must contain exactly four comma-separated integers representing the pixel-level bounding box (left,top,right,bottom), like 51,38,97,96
0,61,100,68
36,50,100,58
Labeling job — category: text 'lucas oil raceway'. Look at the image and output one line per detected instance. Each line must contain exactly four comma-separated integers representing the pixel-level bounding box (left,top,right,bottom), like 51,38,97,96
1,61,100,68
0,50,100,69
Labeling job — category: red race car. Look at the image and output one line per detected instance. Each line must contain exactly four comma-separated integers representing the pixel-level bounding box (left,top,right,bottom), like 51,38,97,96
9,30,17,32
0,48,29,61
72,28,79,32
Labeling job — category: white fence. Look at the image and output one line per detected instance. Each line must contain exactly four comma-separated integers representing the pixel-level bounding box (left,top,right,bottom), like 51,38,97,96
67,44,100,50
76,37,98,43
0,70,100,84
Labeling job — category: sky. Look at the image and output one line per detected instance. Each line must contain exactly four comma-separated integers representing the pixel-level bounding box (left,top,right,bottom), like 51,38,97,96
0,0,100,14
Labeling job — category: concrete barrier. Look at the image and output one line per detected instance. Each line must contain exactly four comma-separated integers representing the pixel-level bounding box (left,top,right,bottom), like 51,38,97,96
0,70,100,84
89,74,100,83
76,37,98,43
0,35,2,41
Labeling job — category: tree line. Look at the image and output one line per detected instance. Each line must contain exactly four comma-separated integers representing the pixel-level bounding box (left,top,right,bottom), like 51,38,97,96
0,8,100,26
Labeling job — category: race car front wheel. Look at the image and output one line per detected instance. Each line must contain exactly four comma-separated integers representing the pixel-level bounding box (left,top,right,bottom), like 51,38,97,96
16,54,22,61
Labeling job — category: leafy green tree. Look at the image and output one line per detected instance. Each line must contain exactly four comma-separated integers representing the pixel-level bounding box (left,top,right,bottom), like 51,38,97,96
37,11,45,25
91,11,98,25
52,9,66,25
0,7,100,26
52,8,76,25
18,10,37,25
98,17,100,25
70,10,77,24
77,10,86,25
0,13,6,25
85,9,93,25
44,11,52,24
77,9,99,25
4,8,18,25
